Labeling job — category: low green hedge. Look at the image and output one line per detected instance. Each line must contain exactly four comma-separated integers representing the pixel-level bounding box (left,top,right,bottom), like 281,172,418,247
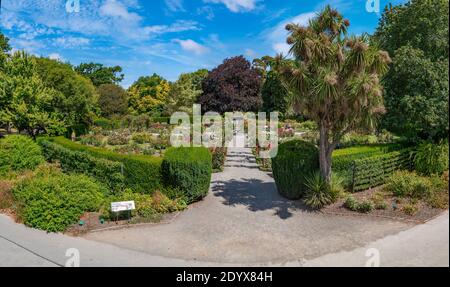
333,144,403,188
271,140,319,199
351,149,413,192
38,139,125,192
162,147,212,203
42,137,163,193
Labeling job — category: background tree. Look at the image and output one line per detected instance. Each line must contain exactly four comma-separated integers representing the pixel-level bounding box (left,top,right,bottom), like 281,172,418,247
128,73,170,115
97,83,128,117
164,69,208,115
75,62,124,87
198,56,262,114
254,55,291,117
35,57,99,131
281,6,391,182
373,0,449,142
0,31,11,70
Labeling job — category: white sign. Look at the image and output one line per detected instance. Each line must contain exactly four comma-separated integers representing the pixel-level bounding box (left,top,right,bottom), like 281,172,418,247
111,201,135,212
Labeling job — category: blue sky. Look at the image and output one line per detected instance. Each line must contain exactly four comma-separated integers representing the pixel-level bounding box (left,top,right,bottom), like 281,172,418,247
1,0,407,87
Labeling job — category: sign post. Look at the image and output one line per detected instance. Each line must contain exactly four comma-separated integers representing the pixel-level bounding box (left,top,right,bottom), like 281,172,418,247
111,201,136,224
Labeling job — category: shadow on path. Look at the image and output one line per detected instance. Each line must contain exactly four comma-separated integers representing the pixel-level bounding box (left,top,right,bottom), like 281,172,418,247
212,178,314,219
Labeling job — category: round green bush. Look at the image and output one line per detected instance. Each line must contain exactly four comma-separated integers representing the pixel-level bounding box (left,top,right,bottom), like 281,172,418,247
162,147,212,203
13,172,107,232
0,135,44,173
271,139,319,199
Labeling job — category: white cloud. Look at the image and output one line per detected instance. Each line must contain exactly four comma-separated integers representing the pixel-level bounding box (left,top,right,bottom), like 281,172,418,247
265,12,316,55
197,6,215,20
165,0,185,12
99,0,142,22
174,39,209,55
48,53,63,61
55,37,90,48
204,0,258,12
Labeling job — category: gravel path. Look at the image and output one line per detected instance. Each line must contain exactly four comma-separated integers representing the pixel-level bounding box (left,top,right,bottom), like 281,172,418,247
84,146,414,264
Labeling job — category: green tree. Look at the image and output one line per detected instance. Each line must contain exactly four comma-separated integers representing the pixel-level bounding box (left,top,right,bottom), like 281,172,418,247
261,70,289,117
0,51,65,137
0,32,11,53
97,83,128,117
128,73,170,114
373,0,449,142
35,57,99,130
75,62,124,87
164,69,208,115
281,6,391,182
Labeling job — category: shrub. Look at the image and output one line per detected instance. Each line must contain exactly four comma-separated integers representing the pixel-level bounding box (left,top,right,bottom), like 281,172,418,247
210,147,227,172
12,172,107,232
414,141,449,176
371,192,388,210
383,171,432,199
402,203,418,216
43,137,163,193
0,135,44,173
132,132,152,144
272,140,319,199
162,147,212,203
303,172,335,209
38,138,124,192
80,134,105,147
344,196,374,213
107,132,129,145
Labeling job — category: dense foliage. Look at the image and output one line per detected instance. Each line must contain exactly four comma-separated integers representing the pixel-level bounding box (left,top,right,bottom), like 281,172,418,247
162,147,212,203
165,69,208,115
198,56,262,114
38,138,125,191
74,62,124,87
12,168,107,232
128,74,170,115
261,71,289,117
413,141,449,176
374,0,449,141
271,140,319,199
280,6,391,182
47,137,163,193
97,84,129,117
0,135,44,173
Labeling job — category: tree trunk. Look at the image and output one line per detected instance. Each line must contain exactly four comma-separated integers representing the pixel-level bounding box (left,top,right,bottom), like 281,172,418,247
319,123,333,183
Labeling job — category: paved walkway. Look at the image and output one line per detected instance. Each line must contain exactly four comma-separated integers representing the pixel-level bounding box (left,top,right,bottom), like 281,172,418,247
83,146,421,264
0,145,448,266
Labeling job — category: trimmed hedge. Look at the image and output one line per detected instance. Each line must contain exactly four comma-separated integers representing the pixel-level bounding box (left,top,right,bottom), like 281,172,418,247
162,147,212,203
333,144,402,188
41,137,163,193
38,138,124,192
271,140,319,199
350,149,413,192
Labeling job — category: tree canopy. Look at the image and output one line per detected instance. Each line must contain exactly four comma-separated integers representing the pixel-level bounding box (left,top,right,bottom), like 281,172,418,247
164,69,208,115
281,6,391,181
75,62,124,87
373,0,449,142
97,83,128,117
198,56,262,114
128,73,170,115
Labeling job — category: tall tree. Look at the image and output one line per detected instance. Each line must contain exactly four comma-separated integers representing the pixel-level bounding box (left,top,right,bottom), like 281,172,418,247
75,62,124,87
373,0,449,142
281,6,391,182
128,73,170,114
35,57,99,129
198,56,262,114
97,83,128,117
0,51,65,137
0,32,11,53
164,69,208,115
